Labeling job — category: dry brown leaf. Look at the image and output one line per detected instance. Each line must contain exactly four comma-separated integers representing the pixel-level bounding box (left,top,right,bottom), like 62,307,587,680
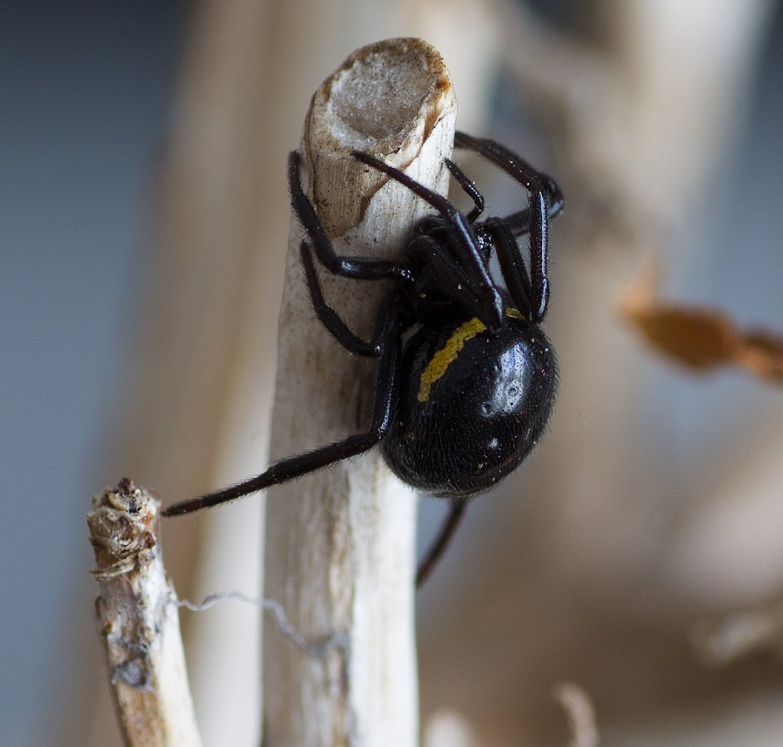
735,329,783,383
618,265,783,384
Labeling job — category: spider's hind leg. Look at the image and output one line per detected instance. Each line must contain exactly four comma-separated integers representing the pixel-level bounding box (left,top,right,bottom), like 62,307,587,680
416,498,468,587
162,290,405,517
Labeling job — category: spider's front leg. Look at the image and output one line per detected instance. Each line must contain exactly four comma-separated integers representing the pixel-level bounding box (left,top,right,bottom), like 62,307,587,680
351,149,505,330
444,158,484,223
455,132,563,322
299,241,386,357
288,150,410,282
454,131,564,234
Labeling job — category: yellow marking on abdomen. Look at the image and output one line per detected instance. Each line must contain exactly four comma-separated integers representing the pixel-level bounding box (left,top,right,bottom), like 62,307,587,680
417,317,487,402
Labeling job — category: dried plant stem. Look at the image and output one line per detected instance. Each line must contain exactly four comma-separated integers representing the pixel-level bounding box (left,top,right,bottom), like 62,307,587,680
553,683,599,747
263,39,457,747
88,479,201,747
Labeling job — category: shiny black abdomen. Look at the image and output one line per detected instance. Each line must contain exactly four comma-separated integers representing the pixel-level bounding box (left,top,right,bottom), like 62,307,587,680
381,315,557,497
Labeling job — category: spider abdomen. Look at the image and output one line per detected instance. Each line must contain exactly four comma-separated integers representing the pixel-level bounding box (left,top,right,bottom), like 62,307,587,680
381,315,557,497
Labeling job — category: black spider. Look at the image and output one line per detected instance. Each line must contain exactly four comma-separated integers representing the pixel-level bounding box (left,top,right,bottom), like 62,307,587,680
163,131,563,585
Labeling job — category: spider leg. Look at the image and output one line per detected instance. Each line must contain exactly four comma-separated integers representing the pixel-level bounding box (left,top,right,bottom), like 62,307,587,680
415,235,501,324
352,150,504,331
445,158,484,223
416,498,468,587
482,218,534,319
454,131,564,232
300,242,384,357
288,151,412,282
163,292,404,517
499,172,563,237
454,131,561,321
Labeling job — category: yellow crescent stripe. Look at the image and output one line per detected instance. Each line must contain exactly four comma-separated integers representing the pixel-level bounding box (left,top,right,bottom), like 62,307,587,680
415,309,524,403
417,317,487,402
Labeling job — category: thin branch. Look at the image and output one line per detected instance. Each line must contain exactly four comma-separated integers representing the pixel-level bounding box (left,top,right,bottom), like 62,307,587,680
691,600,783,667
553,683,599,747
88,479,201,747
263,38,457,747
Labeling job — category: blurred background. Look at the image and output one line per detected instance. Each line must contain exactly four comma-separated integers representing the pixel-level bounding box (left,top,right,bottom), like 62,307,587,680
3,0,783,745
